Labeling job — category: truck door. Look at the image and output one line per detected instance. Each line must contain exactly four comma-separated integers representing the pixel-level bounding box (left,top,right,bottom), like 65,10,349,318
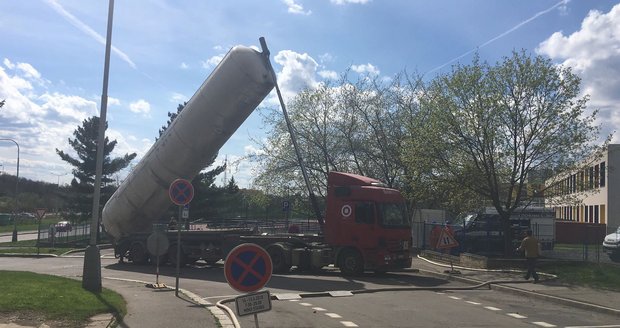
351,201,377,249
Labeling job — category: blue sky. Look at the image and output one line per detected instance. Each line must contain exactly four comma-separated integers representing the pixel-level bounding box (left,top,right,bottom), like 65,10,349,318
1,0,619,188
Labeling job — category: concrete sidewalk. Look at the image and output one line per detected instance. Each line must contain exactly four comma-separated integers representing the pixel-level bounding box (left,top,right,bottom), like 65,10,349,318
413,255,620,316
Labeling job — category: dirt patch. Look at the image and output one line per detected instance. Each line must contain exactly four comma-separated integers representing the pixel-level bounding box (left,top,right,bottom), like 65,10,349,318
0,311,81,328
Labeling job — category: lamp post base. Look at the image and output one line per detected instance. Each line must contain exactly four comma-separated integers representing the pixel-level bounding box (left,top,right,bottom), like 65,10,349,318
12,228,17,242
82,244,102,292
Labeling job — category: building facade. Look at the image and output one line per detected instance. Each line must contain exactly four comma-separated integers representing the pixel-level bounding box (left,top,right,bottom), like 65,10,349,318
547,144,620,234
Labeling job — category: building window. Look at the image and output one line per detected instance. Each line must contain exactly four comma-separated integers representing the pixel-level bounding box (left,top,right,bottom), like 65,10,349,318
594,205,599,224
600,161,606,188
594,164,600,188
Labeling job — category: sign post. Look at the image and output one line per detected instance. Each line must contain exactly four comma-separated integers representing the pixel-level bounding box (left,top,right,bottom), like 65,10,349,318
146,228,169,288
435,226,460,274
35,208,46,255
225,243,273,327
169,178,194,296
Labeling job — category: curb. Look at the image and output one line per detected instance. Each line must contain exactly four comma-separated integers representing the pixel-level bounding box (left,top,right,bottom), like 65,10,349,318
416,257,620,317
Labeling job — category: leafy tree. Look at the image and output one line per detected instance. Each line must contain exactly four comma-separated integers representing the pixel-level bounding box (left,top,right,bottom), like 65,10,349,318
252,72,423,201
56,116,136,222
405,50,607,254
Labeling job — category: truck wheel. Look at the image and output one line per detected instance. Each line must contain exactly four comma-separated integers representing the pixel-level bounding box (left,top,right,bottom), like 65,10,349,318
168,244,187,267
267,245,289,274
339,249,363,276
129,242,148,265
609,252,620,262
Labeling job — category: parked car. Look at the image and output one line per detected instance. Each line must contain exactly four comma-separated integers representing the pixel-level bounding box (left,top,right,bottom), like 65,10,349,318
603,226,620,262
54,221,72,232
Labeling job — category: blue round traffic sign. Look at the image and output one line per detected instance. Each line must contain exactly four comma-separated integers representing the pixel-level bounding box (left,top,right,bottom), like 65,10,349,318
224,243,273,293
169,178,194,206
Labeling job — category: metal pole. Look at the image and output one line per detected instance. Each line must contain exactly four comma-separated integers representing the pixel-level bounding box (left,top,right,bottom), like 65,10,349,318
175,205,182,296
254,313,260,328
83,0,114,293
0,138,19,242
258,38,324,229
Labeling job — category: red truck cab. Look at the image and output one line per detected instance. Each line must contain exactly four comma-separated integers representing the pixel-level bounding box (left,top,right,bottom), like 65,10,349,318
325,171,412,274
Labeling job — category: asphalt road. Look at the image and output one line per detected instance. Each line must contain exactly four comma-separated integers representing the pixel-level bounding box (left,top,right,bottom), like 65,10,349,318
1,250,619,328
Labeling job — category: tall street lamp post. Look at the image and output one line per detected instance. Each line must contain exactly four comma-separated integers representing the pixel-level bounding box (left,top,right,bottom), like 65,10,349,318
83,0,114,293
0,138,20,242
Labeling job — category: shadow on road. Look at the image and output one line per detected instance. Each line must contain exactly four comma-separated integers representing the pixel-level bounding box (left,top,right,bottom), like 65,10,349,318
104,261,450,292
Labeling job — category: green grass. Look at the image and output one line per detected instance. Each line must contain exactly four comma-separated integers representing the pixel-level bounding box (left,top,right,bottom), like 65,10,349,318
539,261,620,291
0,239,82,255
0,271,126,326
0,217,60,233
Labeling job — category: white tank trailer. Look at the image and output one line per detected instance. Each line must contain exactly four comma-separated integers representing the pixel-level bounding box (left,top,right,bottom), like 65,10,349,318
102,40,275,239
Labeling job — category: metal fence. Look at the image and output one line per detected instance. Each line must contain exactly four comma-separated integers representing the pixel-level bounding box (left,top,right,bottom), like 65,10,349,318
37,223,91,246
412,221,620,265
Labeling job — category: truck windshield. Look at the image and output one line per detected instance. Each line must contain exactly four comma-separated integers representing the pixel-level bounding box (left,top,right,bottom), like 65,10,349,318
377,202,410,228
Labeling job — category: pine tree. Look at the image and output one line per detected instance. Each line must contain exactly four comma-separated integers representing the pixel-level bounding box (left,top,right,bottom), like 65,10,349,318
56,116,136,222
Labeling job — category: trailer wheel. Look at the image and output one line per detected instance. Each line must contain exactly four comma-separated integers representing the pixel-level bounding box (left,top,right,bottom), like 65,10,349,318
168,244,187,267
267,245,289,274
129,242,148,265
339,248,363,276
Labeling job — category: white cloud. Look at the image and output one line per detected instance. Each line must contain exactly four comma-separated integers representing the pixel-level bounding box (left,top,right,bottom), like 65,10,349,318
108,96,120,106
330,0,371,5
3,58,15,69
202,54,224,69
3,59,47,87
39,92,96,121
16,62,42,80
129,99,151,115
274,50,320,101
537,3,620,143
282,0,312,15
319,70,339,80
0,59,115,184
351,63,380,76
319,53,335,64
180,62,189,69
170,92,188,104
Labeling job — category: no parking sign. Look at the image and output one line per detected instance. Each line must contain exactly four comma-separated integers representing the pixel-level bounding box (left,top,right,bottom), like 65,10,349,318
224,243,273,293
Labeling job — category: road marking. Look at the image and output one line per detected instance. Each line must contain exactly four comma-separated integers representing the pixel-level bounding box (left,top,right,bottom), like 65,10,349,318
326,313,343,318
341,321,359,327
507,313,527,319
288,299,300,302
465,301,481,305
484,306,502,311
533,322,556,327
312,307,327,312
565,326,620,328
449,296,461,300
299,302,313,306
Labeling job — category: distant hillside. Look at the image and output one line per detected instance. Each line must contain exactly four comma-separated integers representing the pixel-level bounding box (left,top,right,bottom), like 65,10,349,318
0,173,60,197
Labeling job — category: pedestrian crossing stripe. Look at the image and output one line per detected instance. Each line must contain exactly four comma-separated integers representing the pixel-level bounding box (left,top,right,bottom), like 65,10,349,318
436,228,459,249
